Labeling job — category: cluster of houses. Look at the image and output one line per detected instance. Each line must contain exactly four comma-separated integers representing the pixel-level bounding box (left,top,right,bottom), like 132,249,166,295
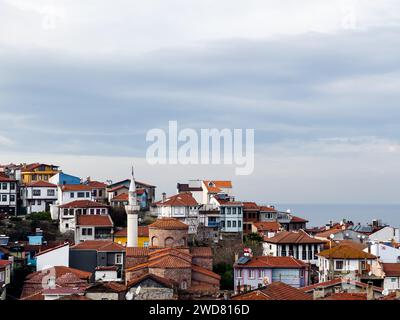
1,162,400,301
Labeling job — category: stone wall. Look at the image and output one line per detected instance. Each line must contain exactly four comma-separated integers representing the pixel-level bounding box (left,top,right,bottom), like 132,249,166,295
149,228,188,248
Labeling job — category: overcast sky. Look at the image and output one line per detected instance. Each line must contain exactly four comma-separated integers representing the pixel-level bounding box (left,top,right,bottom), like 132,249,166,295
1,0,400,205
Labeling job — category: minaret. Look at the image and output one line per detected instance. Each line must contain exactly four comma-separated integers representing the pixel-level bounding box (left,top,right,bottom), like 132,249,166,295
126,166,140,247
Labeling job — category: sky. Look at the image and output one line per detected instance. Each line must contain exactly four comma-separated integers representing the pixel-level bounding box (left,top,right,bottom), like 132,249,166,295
1,0,400,205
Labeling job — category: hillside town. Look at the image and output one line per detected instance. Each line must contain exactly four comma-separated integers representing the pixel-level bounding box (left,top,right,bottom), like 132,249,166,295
0,162,400,301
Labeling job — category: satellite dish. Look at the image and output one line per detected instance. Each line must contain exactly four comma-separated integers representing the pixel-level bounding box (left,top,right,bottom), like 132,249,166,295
330,234,335,239
125,291,134,301
135,285,141,296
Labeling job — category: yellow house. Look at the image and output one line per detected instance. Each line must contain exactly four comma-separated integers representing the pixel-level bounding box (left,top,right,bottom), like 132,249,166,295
21,163,60,184
113,226,149,247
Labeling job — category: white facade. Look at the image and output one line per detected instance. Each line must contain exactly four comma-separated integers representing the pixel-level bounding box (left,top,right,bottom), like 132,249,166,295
383,276,400,293
36,244,70,271
0,179,17,215
22,185,58,214
95,269,119,282
153,205,200,234
263,242,322,265
369,226,400,243
364,243,400,263
201,181,233,205
57,186,93,205
318,256,378,282
209,197,243,233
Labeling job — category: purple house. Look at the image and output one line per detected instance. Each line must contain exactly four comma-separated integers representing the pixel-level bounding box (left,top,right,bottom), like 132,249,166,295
233,255,310,293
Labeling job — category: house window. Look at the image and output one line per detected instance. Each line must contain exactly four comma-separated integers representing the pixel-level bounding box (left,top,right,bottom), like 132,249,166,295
33,189,41,196
86,192,90,198
232,208,237,214
237,269,243,278
2,195,7,202
227,208,231,214
37,200,41,205
65,223,69,229
47,189,55,196
361,261,367,270
233,221,237,228
70,192,75,198
90,209,95,214
63,209,68,215
77,192,85,198
220,207,225,214
258,270,263,278
238,220,242,228
300,269,305,278
99,190,103,197
10,183,15,190
92,190,97,197
181,280,188,290
2,183,7,190
227,221,231,228
335,261,344,270
249,270,255,279
10,195,15,202
115,253,123,264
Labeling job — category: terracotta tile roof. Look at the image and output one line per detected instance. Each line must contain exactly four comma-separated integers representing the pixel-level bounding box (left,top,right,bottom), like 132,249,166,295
71,240,125,252
290,215,309,223
190,247,213,258
126,247,150,257
318,244,377,259
24,266,91,284
192,264,221,280
59,200,109,209
214,195,243,206
127,273,176,289
0,260,11,267
155,192,198,207
149,218,189,230
232,282,312,301
254,221,281,233
112,193,129,202
42,287,86,295
0,176,16,182
61,184,93,192
76,214,113,227
20,291,45,300
301,278,383,293
86,281,127,293
242,202,260,211
323,292,367,300
382,263,400,277
203,180,232,193
95,266,118,271
35,243,69,257
265,230,325,244
22,163,59,172
85,181,107,188
259,206,277,212
114,226,148,237
149,255,191,269
108,185,129,192
26,181,57,188
315,228,343,238
234,256,308,269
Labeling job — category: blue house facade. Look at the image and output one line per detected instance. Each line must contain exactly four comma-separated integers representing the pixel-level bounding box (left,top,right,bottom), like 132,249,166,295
50,172,81,185
233,255,309,293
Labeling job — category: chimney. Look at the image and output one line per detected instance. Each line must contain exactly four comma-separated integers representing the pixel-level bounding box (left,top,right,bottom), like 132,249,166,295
366,282,374,300
162,192,166,203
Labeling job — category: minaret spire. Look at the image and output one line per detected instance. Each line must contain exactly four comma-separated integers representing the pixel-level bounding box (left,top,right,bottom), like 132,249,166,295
126,165,140,248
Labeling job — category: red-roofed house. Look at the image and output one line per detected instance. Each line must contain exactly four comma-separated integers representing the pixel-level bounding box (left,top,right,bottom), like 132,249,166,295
242,202,260,234
0,175,17,216
22,180,58,214
75,213,114,242
152,193,201,234
233,255,310,292
382,263,400,293
57,200,110,235
263,230,326,265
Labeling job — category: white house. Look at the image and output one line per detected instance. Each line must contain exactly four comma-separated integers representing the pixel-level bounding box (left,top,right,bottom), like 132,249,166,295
0,175,17,216
35,243,70,271
317,243,379,282
382,263,400,293
262,230,325,265
22,181,58,214
152,192,200,234
58,200,110,234
369,226,400,243
107,185,129,203
177,181,203,204
57,184,94,205
365,242,400,263
201,180,233,205
210,194,243,234
0,260,12,300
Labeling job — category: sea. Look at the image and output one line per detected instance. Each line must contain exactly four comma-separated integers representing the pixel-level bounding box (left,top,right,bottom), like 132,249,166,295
274,203,400,228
